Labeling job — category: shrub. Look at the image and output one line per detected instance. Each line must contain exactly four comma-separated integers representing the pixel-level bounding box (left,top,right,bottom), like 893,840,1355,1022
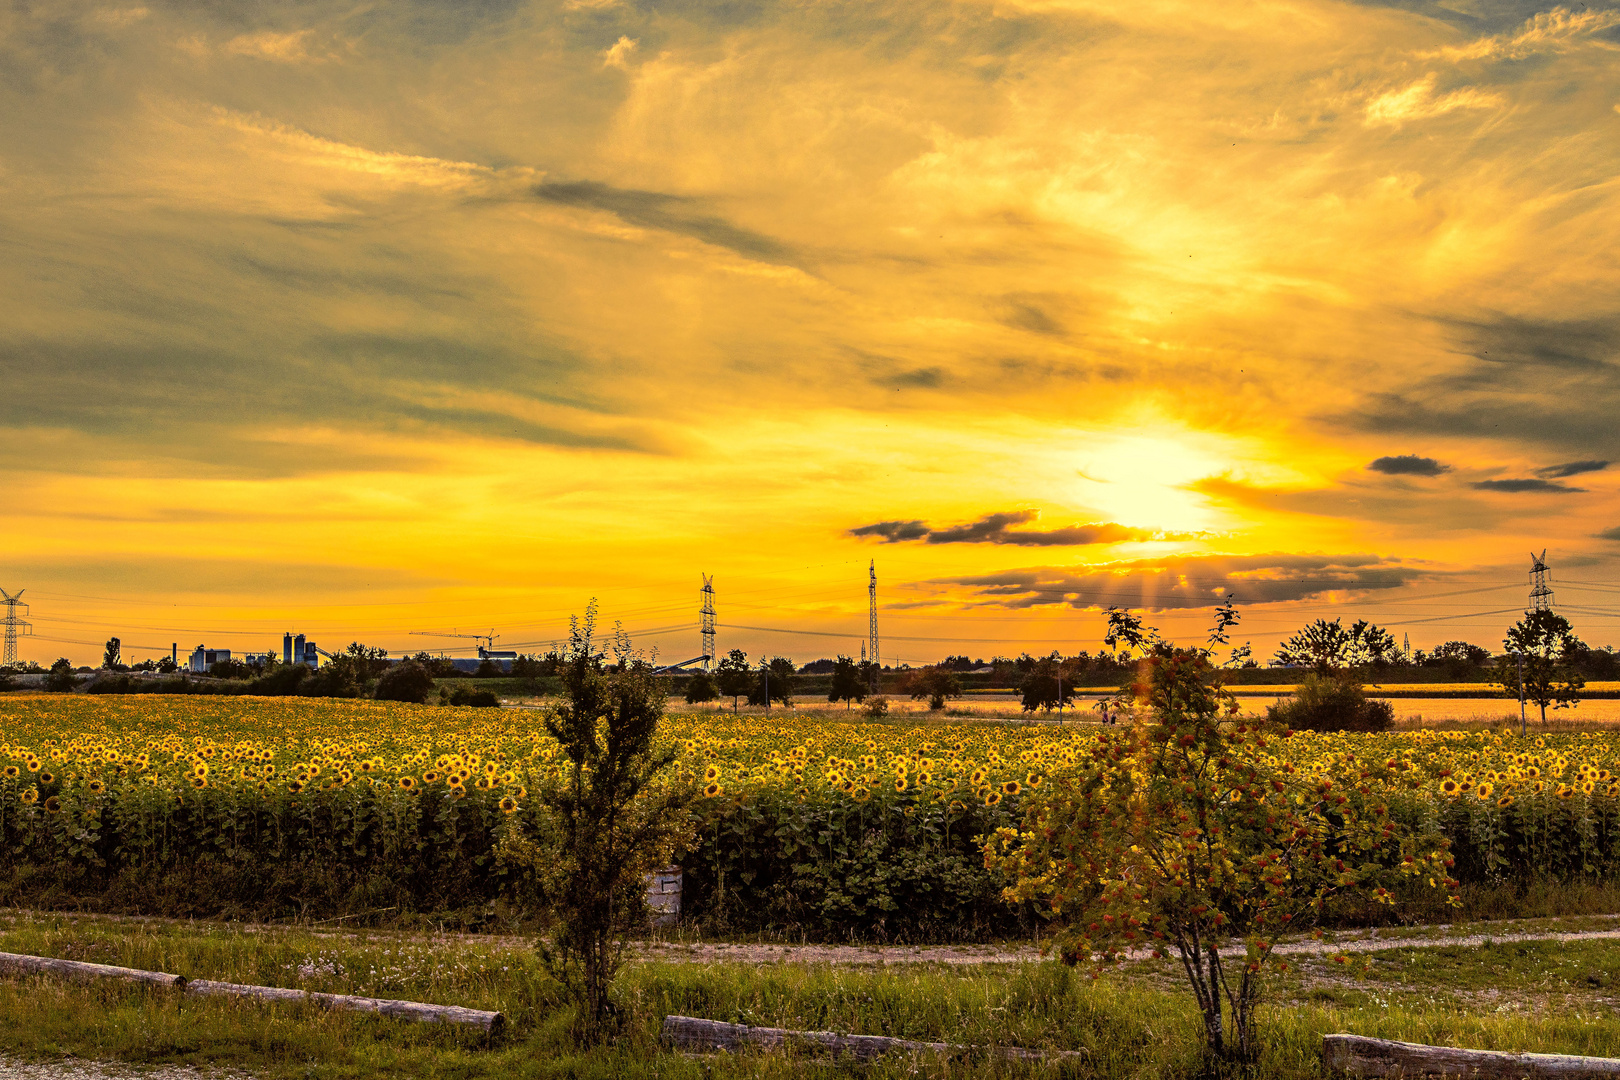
450,686,500,708
374,660,437,704
1266,673,1394,732
45,659,79,693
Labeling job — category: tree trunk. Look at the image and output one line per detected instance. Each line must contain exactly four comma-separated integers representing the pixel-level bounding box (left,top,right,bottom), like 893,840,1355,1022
1323,1034,1620,1078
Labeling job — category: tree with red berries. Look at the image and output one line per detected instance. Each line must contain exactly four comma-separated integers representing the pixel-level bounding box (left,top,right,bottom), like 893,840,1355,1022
986,618,1456,1064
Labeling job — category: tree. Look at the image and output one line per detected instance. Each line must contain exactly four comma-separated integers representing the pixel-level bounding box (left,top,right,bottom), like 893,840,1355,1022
301,643,387,698
1272,618,1397,673
1104,606,1159,659
1427,640,1491,678
904,665,963,711
374,659,437,703
514,602,693,1044
987,630,1455,1065
45,658,79,693
714,649,753,712
1494,610,1586,724
748,657,795,707
1018,655,1079,713
102,637,121,670
828,655,867,708
683,669,719,705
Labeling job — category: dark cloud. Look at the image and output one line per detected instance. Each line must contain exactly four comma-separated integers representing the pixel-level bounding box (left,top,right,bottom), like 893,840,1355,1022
881,366,945,388
850,510,1178,546
1347,313,1620,456
534,180,798,266
1597,527,1620,541
1000,298,1063,336
849,519,930,542
1368,454,1449,476
1538,460,1609,478
1471,478,1585,493
939,552,1432,610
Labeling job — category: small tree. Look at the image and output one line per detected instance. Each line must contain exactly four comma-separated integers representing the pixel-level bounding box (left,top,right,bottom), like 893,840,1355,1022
988,615,1455,1065
102,637,121,670
1018,654,1079,713
683,669,719,705
748,657,795,707
828,654,867,708
45,657,79,692
1266,673,1394,732
1273,618,1397,672
1495,610,1586,724
515,602,693,1044
714,648,753,712
904,665,963,711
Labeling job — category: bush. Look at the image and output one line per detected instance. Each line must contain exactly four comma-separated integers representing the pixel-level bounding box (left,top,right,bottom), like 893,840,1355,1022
45,658,79,693
450,686,500,708
1266,673,1394,732
374,660,437,703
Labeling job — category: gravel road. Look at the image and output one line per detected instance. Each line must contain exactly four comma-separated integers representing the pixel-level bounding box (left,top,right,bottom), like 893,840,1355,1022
0,1058,252,1080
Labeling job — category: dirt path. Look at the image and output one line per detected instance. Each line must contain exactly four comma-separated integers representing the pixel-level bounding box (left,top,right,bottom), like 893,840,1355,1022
0,1057,251,1080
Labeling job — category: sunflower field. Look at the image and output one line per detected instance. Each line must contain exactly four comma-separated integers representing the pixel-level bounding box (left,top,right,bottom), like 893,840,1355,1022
4,694,1620,938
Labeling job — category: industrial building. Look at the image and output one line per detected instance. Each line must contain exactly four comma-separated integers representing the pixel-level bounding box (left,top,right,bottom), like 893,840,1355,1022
281,633,322,667
188,646,232,673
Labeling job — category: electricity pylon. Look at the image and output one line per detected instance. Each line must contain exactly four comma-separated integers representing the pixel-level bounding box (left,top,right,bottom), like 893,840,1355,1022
1529,550,1554,612
700,574,716,670
1,589,31,667
868,560,879,691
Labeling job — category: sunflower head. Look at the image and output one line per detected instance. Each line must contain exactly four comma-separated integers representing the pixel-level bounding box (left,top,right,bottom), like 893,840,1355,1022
398,776,416,790
43,796,60,814
703,782,722,798
499,796,518,814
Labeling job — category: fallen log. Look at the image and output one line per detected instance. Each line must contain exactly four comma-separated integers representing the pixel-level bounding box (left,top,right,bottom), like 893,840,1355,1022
186,980,505,1034
0,951,186,989
1324,1033,1620,1078
661,1014,1081,1063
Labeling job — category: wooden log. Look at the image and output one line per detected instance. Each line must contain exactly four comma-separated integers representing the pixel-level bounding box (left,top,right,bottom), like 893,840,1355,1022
661,1014,1080,1063
185,980,505,1034
0,951,186,989
1324,1033,1620,1078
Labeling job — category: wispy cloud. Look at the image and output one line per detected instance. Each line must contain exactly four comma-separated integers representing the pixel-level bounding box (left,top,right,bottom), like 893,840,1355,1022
851,510,1191,546
1368,454,1449,476
1472,478,1585,494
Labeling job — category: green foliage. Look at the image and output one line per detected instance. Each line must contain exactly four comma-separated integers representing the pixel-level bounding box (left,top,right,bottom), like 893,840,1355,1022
1266,674,1395,733
102,637,121,670
449,686,501,708
714,649,753,712
903,666,964,711
988,643,1455,1063
1017,656,1079,713
827,655,866,708
1495,610,1586,723
516,601,694,1045
375,659,437,704
683,670,719,705
45,658,79,693
747,658,795,707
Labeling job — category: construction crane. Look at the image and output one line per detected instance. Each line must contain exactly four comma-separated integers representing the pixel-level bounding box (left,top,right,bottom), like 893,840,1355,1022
408,628,501,656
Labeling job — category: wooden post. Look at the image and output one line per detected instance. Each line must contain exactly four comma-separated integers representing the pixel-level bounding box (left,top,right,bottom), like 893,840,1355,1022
0,951,186,989
1323,1033,1620,1078
186,980,505,1033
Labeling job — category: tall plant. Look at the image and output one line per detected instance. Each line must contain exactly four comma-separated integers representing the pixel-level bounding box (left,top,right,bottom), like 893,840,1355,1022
988,615,1456,1065
521,601,694,1043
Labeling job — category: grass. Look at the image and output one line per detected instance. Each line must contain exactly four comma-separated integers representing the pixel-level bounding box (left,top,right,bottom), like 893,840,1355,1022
5,913,1620,1077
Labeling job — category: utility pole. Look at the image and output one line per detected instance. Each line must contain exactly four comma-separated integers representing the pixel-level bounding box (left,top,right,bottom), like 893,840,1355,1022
700,574,717,671
760,659,770,714
1529,550,1554,612
0,589,30,667
1517,651,1526,737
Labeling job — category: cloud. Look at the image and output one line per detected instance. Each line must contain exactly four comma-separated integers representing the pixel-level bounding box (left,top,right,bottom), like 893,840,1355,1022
533,180,797,265
938,553,1432,611
1538,460,1609,478
602,35,637,69
223,30,320,63
1368,454,1449,476
1364,72,1502,127
1434,7,1620,61
1596,527,1620,541
850,510,1185,546
1471,478,1585,493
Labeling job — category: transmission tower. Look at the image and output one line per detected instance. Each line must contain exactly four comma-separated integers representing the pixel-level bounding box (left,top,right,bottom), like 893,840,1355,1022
1529,550,1554,612
700,574,716,670
1,589,31,667
868,560,879,690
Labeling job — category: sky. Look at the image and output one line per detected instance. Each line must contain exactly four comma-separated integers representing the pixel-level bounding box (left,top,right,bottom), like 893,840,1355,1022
4,0,1620,667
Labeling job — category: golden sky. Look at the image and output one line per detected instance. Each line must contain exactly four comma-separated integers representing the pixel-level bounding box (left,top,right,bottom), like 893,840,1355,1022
4,0,1620,665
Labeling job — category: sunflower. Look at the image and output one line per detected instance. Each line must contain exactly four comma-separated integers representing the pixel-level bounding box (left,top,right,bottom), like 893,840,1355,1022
985,791,1003,807
475,776,493,790
851,786,871,803
39,771,54,785
1497,794,1515,808
704,765,720,783
25,759,40,773
287,779,305,793
398,776,416,791
970,768,987,787
1439,779,1459,796
1002,780,1021,796
2,766,17,779
499,796,518,814
893,776,908,793
43,796,60,814
703,782,723,798
422,771,441,784
948,799,967,814
1027,774,1043,789
917,771,934,786
191,776,208,789
1477,782,1494,800
19,788,37,804
1558,784,1575,800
